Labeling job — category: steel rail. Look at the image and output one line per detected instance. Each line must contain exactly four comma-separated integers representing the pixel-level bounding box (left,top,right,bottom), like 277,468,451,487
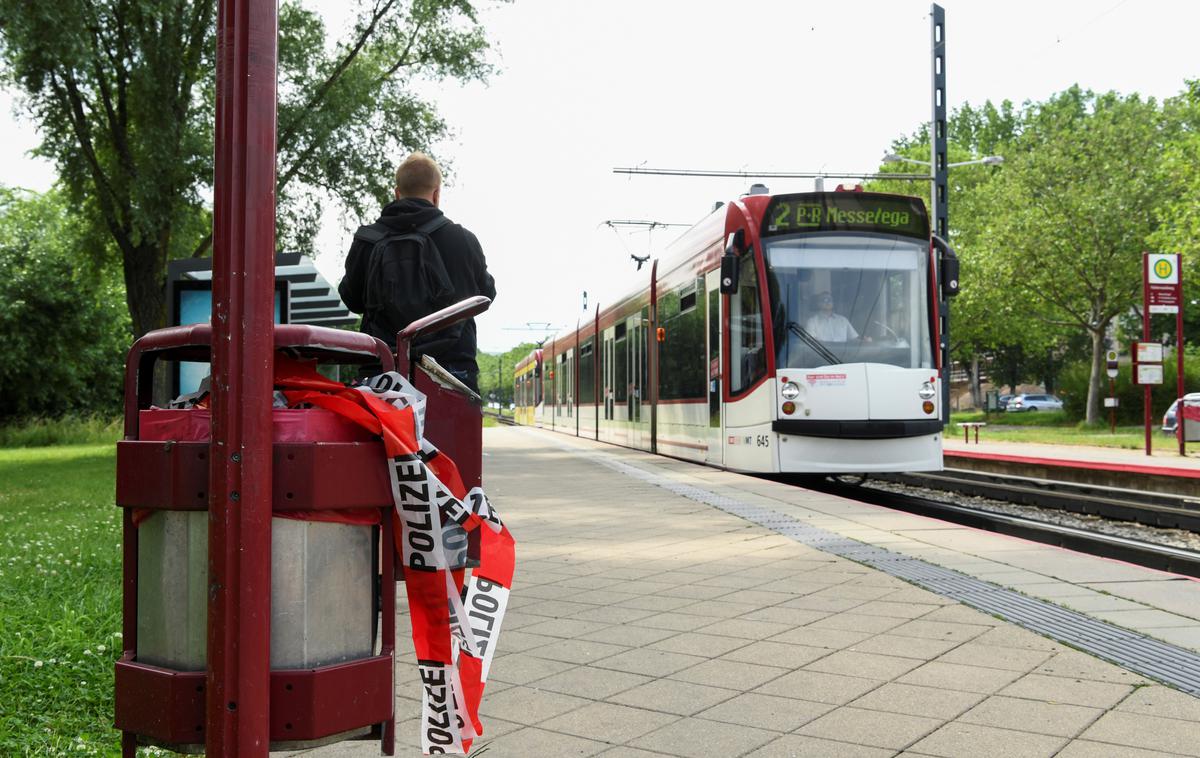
877,469,1200,532
812,480,1200,579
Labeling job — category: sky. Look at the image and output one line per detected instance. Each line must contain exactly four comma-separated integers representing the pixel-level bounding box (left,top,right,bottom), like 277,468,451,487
2,0,1198,353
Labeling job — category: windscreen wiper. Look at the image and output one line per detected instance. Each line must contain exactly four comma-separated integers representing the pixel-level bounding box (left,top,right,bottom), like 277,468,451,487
787,322,841,366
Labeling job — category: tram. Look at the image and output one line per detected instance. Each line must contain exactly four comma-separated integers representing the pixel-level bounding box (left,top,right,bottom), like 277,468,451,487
513,186,958,474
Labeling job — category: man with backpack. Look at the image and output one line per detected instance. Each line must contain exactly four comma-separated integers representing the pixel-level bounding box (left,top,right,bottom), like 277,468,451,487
339,153,496,394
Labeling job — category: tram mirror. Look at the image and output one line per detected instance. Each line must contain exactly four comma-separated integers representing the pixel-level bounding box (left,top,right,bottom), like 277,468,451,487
941,256,960,297
720,252,739,294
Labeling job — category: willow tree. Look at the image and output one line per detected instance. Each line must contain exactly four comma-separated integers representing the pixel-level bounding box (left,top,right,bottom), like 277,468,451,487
0,0,500,338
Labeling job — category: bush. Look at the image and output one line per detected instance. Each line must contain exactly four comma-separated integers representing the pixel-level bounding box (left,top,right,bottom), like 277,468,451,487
1055,348,1200,425
0,189,130,422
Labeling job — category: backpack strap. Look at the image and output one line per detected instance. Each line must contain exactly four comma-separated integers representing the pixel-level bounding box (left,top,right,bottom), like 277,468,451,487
354,215,450,245
416,215,451,235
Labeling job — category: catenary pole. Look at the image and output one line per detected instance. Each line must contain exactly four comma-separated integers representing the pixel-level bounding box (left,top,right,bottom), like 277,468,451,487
931,4,950,421
209,0,278,753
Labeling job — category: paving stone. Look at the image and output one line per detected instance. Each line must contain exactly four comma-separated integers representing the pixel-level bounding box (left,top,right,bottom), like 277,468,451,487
488,653,578,686
767,626,874,650
629,717,778,758
594,747,680,758
796,706,942,749
579,624,679,647
629,611,717,632
805,612,909,634
527,638,632,665
531,665,654,700
648,632,749,658
669,658,790,690
935,642,1053,672
849,682,985,720
1114,684,1200,722
1079,710,1200,756
886,618,992,642
1055,739,1194,757
721,640,832,670
594,648,709,677
477,686,593,725
696,692,833,731
803,649,923,680
1032,650,1150,685
997,673,1134,709
518,617,614,639
571,605,660,624
744,734,895,757
539,701,679,744
897,660,1024,694
477,726,610,757
608,678,739,716
738,606,832,626
908,722,1068,758
847,633,962,660
958,695,1104,737
754,669,883,705
969,625,1065,652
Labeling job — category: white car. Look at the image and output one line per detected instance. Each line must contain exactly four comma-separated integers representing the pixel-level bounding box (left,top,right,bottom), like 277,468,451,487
1006,393,1064,412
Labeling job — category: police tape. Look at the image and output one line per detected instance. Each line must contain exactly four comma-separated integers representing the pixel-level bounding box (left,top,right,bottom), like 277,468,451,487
277,359,515,754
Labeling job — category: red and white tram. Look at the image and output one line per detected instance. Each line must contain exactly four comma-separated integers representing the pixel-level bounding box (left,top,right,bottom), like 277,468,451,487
514,187,958,474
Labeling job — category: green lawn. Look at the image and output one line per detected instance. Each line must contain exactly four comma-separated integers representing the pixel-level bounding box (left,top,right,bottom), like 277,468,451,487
0,443,124,756
949,411,1196,452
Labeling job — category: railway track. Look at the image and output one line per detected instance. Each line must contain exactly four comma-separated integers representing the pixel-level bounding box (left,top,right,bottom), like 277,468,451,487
810,475,1200,579
483,410,516,426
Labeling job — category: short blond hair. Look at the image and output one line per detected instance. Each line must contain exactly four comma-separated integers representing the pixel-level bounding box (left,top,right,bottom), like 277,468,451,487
394,153,442,198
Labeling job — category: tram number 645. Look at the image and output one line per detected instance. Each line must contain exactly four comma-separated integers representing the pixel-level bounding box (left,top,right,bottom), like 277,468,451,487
755,435,770,448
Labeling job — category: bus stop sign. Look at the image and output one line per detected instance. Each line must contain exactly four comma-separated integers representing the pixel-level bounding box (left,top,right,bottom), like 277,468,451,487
1106,350,1119,379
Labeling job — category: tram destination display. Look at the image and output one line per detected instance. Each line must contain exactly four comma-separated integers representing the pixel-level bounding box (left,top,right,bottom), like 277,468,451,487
763,193,930,239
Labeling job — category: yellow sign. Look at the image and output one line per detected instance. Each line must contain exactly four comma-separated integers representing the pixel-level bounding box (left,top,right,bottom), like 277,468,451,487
1154,258,1173,279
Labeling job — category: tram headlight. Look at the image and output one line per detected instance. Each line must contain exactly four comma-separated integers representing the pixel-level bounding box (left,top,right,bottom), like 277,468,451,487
781,381,801,400
918,381,936,400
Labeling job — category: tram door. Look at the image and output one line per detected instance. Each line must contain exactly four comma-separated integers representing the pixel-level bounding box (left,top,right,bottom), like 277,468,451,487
564,347,574,427
602,328,615,424
628,314,646,447
705,270,724,466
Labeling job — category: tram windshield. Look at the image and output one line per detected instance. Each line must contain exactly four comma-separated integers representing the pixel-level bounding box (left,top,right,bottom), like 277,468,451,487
764,234,933,370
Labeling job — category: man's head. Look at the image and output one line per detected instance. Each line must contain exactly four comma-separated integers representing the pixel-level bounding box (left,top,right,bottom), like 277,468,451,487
394,153,442,206
816,291,834,312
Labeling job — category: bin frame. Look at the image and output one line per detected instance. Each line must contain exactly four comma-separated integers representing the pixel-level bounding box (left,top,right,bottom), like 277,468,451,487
115,324,401,755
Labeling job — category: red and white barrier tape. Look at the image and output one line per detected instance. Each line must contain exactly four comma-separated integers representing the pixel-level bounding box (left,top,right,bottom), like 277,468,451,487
277,359,515,754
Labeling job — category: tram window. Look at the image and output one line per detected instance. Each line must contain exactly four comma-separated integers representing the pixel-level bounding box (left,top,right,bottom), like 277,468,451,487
730,254,766,395
659,278,707,400
579,340,595,403
614,328,628,403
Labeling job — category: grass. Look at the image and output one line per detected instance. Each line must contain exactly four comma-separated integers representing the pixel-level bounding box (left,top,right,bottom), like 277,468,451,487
0,416,122,448
0,442,125,756
949,411,1196,452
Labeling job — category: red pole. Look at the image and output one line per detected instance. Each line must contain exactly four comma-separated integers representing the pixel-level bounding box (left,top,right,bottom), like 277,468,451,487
209,0,277,754
1179,271,1186,456
1144,254,1152,456
1109,377,1115,434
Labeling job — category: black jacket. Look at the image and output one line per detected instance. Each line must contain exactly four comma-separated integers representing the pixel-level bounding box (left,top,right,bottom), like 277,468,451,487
338,198,496,371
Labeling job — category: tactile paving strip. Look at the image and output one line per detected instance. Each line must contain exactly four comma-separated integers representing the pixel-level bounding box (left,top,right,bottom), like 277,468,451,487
563,443,1200,696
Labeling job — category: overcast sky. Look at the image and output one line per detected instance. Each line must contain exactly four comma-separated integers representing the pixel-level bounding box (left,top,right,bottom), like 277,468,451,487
2,0,1197,353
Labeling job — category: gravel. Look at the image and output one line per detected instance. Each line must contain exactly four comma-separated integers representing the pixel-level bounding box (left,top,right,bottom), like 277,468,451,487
862,477,1200,552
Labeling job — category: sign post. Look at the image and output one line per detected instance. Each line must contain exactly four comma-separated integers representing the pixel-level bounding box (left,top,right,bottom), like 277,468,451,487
1145,252,1184,455
1134,341,1164,456
1106,349,1119,434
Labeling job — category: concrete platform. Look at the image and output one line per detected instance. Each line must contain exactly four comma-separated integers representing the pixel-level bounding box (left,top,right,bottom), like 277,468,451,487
300,427,1200,757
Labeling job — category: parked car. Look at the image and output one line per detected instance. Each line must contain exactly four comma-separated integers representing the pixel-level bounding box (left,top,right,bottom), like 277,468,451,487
1163,399,1180,435
1006,393,1064,412
997,394,1013,411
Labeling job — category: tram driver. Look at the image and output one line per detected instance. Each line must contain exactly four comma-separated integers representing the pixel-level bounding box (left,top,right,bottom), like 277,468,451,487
805,291,869,343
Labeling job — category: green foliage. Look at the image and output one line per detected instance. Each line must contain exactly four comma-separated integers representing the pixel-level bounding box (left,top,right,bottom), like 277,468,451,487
477,341,539,408
1055,348,1200,425
0,443,122,754
0,189,129,422
0,0,504,337
0,415,122,448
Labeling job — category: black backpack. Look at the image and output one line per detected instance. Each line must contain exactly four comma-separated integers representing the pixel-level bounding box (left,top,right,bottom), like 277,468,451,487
355,215,460,342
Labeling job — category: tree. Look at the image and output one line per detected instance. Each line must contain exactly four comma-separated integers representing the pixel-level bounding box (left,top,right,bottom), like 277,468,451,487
969,87,1176,424
0,188,129,419
0,0,501,339
477,342,539,410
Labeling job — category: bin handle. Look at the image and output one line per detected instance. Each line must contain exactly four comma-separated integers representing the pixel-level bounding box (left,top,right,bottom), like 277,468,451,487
395,296,492,377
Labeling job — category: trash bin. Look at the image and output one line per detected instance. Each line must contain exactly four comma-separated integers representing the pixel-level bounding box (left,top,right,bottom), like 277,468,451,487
114,324,400,754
